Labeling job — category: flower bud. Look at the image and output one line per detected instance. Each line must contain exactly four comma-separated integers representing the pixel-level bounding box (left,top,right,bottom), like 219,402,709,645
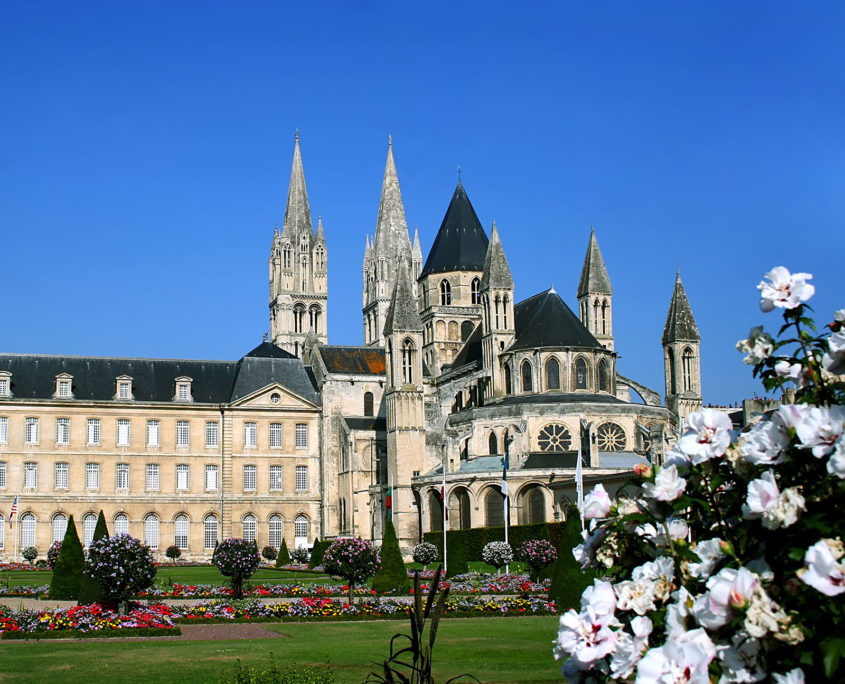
634,464,653,478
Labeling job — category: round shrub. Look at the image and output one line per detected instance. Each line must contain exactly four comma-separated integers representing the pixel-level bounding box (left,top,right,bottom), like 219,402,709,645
47,541,62,570
412,541,439,568
262,545,278,562
85,534,156,609
212,538,261,599
322,537,381,603
165,545,182,561
516,538,557,580
290,546,310,564
482,541,513,571
21,546,38,564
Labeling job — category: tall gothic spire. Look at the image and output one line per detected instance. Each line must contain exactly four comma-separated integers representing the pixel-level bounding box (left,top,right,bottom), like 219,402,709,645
281,130,313,238
480,221,513,290
662,271,700,344
373,136,411,258
577,227,612,298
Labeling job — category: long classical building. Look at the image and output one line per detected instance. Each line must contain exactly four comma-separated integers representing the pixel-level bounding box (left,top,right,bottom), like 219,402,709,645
0,135,703,559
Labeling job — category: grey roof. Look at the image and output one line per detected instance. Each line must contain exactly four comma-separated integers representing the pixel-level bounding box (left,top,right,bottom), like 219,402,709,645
511,289,602,351
343,417,386,432
0,343,320,406
458,455,506,473
498,392,626,407
522,452,581,469
598,452,649,469
662,271,701,344
384,262,422,334
420,181,489,278
281,132,314,239
243,341,297,359
447,324,483,371
576,228,613,297
480,221,513,291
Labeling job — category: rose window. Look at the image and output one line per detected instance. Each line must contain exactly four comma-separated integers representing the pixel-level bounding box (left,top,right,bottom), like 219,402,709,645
538,424,572,452
597,423,626,452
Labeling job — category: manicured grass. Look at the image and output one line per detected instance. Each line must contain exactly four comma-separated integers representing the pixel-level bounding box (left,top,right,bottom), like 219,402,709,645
0,616,560,683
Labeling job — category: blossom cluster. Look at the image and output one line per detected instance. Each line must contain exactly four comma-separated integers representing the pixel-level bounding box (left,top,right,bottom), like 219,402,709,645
415,571,550,595
138,582,380,599
556,268,844,682
517,539,558,574
212,538,261,580
411,541,439,566
46,541,62,570
0,603,177,635
482,541,514,569
0,584,50,597
85,533,157,601
321,537,381,587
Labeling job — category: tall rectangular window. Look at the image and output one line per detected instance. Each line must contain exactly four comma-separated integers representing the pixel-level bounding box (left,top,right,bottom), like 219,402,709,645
24,462,37,488
58,380,71,397
118,381,131,399
244,422,257,448
205,422,219,448
86,463,100,489
56,418,70,445
0,379,7,396
147,420,160,446
176,464,189,490
269,423,283,448
55,462,69,489
295,423,308,448
205,464,218,491
25,417,39,444
117,419,130,446
0,417,7,443
116,463,129,490
87,418,100,446
177,383,189,400
176,421,190,447
243,464,257,490
295,465,307,491
269,465,283,491
146,463,160,490
0,461,6,488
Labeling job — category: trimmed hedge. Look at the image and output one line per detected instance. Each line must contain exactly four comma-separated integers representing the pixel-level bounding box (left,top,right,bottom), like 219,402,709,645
78,510,109,605
1,627,181,640
276,538,291,567
49,515,85,600
424,522,562,562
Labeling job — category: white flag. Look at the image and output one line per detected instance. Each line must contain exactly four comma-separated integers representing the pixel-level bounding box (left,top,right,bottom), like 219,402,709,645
576,447,584,529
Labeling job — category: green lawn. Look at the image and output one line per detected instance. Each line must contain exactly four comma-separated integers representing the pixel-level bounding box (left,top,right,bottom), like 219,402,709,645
0,616,561,683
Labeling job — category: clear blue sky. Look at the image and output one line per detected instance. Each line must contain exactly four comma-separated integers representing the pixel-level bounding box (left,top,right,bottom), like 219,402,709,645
1,1,841,405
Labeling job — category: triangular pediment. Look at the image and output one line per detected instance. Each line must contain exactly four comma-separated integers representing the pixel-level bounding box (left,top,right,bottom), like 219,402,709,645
230,382,320,410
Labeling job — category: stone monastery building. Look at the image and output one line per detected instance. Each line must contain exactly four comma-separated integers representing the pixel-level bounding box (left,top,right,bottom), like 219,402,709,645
0,135,703,558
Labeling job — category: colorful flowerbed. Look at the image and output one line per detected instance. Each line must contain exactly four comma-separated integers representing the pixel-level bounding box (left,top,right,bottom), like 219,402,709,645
0,563,48,572
0,584,50,597
0,603,179,639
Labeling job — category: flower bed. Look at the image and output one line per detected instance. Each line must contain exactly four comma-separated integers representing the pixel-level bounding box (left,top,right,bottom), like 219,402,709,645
0,584,50,597
0,563,49,572
0,603,179,639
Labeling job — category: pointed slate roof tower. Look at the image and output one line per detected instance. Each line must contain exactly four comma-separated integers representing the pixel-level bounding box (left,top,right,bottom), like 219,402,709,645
281,130,313,238
576,228,615,350
420,181,489,278
662,271,701,344
577,228,613,298
480,221,514,291
384,260,423,336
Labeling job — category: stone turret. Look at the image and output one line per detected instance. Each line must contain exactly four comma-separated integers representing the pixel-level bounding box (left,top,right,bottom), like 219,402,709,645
662,271,702,426
577,228,614,351
480,221,515,400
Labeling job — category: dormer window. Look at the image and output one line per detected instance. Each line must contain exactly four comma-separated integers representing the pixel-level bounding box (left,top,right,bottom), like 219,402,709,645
174,377,193,402
116,376,133,401
0,372,11,398
54,374,73,399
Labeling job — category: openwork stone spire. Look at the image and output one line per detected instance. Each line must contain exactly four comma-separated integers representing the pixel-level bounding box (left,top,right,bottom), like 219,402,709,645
662,271,701,344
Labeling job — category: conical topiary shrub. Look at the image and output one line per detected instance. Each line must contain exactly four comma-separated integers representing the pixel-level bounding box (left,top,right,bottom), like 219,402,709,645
276,538,291,567
78,511,110,605
50,515,85,599
372,517,410,594
445,532,468,578
308,538,328,568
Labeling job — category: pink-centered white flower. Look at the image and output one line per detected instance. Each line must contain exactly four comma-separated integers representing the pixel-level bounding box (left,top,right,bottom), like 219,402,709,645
757,266,814,312
742,470,804,529
580,579,617,617
739,418,789,465
610,616,653,679
774,359,803,383
641,464,687,501
636,518,688,547
792,405,845,458
687,538,726,580
822,329,845,375
636,628,715,684
554,606,619,668
677,409,733,464
773,668,805,684
827,435,845,479
692,567,758,630
582,483,612,519
798,538,845,597
736,326,775,365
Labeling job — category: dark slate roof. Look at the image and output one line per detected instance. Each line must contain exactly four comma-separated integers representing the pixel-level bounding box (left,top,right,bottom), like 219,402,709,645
419,181,489,278
343,417,387,432
511,289,602,351
662,272,701,344
0,345,320,406
523,452,581,469
318,346,386,375
243,341,297,359
498,392,626,407
447,324,483,370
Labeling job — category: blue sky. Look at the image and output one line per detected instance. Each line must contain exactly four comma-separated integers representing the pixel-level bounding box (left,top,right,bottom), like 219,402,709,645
1,1,841,405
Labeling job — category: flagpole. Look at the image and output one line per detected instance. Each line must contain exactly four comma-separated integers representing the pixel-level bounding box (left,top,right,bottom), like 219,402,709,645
577,423,586,532
441,445,447,576
503,438,510,574
13,497,20,563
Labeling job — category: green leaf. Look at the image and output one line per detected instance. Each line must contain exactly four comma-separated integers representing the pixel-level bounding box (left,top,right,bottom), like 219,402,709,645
823,637,845,679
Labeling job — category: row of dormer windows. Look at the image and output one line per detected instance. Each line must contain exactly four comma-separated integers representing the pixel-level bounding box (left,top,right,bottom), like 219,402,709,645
0,373,195,402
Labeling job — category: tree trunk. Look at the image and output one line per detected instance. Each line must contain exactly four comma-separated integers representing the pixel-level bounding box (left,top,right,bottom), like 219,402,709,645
233,576,243,600
348,581,355,605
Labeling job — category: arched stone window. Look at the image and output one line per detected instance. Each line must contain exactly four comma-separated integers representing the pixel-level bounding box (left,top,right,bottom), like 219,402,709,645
546,358,560,391
300,255,308,291
114,513,129,536
461,320,474,341
439,279,451,305
309,305,321,334
668,348,677,394
428,490,443,532
83,512,97,547
364,391,374,417
314,246,325,271
519,486,546,525
593,299,600,334
488,431,498,455
471,277,481,304
504,364,512,395
269,515,283,549
521,360,533,393
448,321,459,341
598,359,608,392
601,300,608,335
283,245,292,269
503,295,510,328
682,347,694,392
20,513,36,548
174,514,189,550
494,295,500,328
243,514,257,543
204,515,218,550
454,489,471,530
485,487,505,527
575,358,587,389
52,513,67,544
293,304,305,334
294,515,308,548
402,339,415,384
144,513,159,549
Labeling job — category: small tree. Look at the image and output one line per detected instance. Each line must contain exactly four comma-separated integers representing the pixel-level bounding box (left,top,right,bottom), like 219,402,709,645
262,545,278,562
516,538,558,582
165,545,182,561
212,538,261,599
290,546,309,564
412,541,439,570
372,517,410,595
78,510,110,605
322,537,381,604
85,533,157,613
482,541,513,573
445,534,468,578
46,541,62,570
50,515,85,599
21,546,38,564
276,538,291,567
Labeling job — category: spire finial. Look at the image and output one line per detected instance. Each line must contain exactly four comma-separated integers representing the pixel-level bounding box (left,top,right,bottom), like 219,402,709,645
550,283,556,294
388,134,392,147
263,332,268,342
458,164,462,182
295,129,300,142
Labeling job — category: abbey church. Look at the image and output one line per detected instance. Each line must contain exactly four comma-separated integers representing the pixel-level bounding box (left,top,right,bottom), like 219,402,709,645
0,135,703,558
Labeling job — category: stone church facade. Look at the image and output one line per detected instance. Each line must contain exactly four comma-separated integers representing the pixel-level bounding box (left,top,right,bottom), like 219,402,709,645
0,135,702,559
